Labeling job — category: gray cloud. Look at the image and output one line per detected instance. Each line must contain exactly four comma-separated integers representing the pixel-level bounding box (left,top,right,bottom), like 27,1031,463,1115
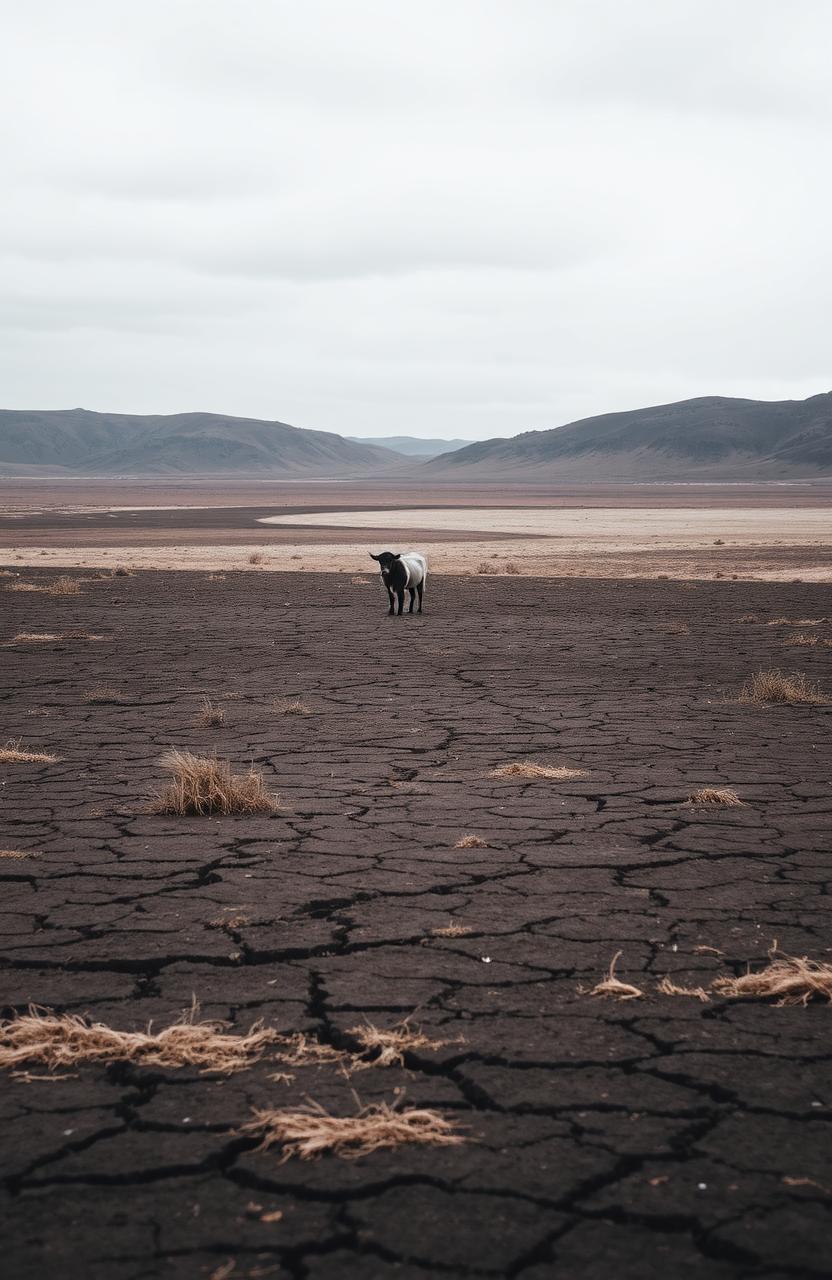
1,1,830,439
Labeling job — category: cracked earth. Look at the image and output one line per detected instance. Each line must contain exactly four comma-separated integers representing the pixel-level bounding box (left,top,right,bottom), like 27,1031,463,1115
1,568,831,1279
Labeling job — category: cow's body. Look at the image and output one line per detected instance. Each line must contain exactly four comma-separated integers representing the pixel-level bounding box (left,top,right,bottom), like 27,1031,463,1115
370,551,427,615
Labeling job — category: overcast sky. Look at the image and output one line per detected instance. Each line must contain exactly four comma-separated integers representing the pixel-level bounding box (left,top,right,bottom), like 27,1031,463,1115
2,2,830,440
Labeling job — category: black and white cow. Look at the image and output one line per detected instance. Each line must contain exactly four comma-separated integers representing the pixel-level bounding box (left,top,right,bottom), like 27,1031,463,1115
370,551,427,616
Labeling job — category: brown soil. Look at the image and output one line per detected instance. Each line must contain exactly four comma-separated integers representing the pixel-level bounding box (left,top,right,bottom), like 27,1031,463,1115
1,568,831,1278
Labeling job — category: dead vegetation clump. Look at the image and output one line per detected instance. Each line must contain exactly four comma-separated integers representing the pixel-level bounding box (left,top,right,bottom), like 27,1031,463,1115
687,787,744,807
49,575,83,595
240,1099,465,1162
197,698,225,727
475,561,494,574
0,1005,280,1074
736,669,828,707
736,614,759,624
504,562,521,575
84,686,127,705
656,621,690,635
767,617,825,627
0,740,60,764
455,834,488,848
271,1033,355,1071
783,632,832,648
492,761,588,781
0,849,35,859
587,952,644,1001
711,950,832,1006
248,552,264,565
346,1020,455,1069
112,565,130,577
10,631,105,644
431,922,473,938
656,976,710,1002
272,697,312,716
154,750,278,816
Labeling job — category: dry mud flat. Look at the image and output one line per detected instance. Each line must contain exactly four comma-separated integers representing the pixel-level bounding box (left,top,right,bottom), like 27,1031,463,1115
1,568,831,1279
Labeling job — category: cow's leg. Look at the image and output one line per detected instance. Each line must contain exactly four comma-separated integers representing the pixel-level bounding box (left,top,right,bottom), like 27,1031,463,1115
408,586,416,613
396,588,405,615
387,586,395,615
417,582,424,613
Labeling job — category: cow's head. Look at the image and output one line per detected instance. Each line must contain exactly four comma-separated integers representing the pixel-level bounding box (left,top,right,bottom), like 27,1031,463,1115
370,551,403,583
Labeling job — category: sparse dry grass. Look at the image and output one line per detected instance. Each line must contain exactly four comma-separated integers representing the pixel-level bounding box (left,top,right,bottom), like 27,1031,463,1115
271,1033,354,1070
736,614,759,624
84,686,126,705
0,1004,279,1074
50,575,83,595
10,631,104,644
687,787,744,807
736,669,828,706
0,740,60,764
656,621,690,635
272,698,312,716
0,849,35,859
504,562,521,575
154,750,278,816
346,1020,455,1069
197,698,225,727
240,1099,465,1162
656,976,710,1002
351,576,370,585
475,561,494,574
112,565,130,577
455,834,488,848
207,911,250,931
783,632,832,648
248,552,264,565
711,950,832,1006
587,952,644,1001
431,922,473,937
767,617,825,627
492,761,588,781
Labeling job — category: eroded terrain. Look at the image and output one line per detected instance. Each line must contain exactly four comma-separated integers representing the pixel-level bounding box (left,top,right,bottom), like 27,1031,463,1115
1,568,831,1279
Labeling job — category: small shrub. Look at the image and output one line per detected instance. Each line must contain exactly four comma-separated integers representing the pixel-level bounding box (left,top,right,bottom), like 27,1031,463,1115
248,553,264,565
50,576,83,595
504,562,521,575
112,566,130,577
736,670,828,706
475,562,493,574
154,750,278,816
273,698,312,716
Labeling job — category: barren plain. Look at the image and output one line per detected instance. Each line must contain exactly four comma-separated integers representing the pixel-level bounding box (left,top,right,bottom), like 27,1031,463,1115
1,553,831,1278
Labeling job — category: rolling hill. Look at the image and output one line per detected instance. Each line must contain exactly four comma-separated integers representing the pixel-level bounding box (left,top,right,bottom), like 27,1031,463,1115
0,409,402,477
424,393,832,481
348,435,468,458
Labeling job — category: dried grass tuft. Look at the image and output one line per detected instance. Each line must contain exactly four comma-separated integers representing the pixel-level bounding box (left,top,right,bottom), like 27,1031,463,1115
492,761,588,781
197,698,225,727
475,561,494,574
504,562,522,575
240,1098,465,1162
272,1033,355,1071
0,849,35,859
0,1004,279,1074
656,621,690,635
657,976,710,1002
10,631,104,644
50,575,83,595
783,632,832,648
84,686,126,705
431,922,473,937
346,1020,455,1069
0,740,60,764
736,614,759,624
455,834,488,848
687,787,744,807
736,669,828,706
154,750,278,816
767,617,825,627
588,952,644,1001
272,698,312,716
711,950,832,1006
248,552,264,565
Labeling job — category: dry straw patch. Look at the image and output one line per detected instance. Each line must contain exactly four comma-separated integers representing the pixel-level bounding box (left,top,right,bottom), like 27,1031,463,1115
736,614,760,624
711,950,832,1006
84,686,127,705
0,1005,279,1075
657,976,710,1002
504,562,522,575
767,617,825,627
5,576,82,595
248,552,264,565
656,621,690,635
784,632,832,648
11,631,104,644
736,669,828,706
271,1033,352,1071
346,1020,455,1069
240,1099,465,1162
492,761,588,781
197,698,225,727
154,750,278,816
687,787,744,807
431,922,473,938
455,834,488,848
272,698,312,716
0,740,60,764
587,952,644,1001
0,849,35,859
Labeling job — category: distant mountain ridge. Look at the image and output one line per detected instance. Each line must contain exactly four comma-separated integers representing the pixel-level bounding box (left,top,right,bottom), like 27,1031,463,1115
349,435,468,458
0,409,401,477
423,393,832,480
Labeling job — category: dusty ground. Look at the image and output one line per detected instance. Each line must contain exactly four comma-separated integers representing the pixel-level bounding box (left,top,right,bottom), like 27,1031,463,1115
1,567,831,1279
1,481,830,580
